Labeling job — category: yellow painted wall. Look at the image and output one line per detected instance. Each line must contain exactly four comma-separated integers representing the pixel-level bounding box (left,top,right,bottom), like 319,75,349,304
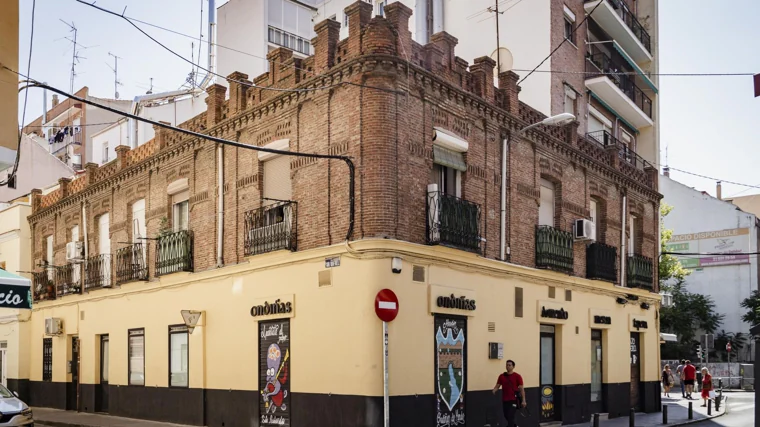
0,0,19,160
24,240,661,398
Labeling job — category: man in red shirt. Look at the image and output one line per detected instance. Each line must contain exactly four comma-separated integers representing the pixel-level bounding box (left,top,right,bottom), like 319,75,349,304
492,360,526,426
683,360,697,399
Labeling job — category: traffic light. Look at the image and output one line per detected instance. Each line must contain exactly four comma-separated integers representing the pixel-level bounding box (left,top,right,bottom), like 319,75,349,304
696,344,703,359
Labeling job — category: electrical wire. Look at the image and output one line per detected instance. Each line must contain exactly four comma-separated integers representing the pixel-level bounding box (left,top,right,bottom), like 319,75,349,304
518,0,603,85
511,69,756,77
23,122,120,128
663,166,760,191
1,0,35,187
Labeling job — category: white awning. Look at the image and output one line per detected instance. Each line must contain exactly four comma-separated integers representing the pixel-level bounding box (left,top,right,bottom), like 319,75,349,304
660,333,678,342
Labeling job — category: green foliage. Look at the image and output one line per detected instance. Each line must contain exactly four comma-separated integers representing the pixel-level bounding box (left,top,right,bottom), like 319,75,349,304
712,330,748,362
660,280,724,359
659,203,690,291
740,290,760,327
157,216,171,238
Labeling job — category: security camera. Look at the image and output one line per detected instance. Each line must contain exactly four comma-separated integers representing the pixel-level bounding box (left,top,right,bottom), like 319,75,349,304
391,257,402,274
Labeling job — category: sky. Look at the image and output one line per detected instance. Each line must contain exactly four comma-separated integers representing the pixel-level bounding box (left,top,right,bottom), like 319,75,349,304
15,0,760,200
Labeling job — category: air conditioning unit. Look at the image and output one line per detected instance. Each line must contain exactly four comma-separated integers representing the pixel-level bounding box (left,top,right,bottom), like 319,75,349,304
66,241,84,262
44,318,63,336
574,219,596,241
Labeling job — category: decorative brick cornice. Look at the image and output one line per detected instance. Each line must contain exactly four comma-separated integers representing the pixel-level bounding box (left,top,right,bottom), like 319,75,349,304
517,183,540,200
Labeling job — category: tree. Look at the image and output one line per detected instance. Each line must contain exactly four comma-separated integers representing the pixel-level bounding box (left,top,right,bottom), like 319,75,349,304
660,280,724,359
659,203,691,290
740,290,760,327
713,330,749,362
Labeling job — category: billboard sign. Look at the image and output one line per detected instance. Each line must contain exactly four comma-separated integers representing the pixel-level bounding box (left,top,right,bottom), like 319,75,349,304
666,227,750,269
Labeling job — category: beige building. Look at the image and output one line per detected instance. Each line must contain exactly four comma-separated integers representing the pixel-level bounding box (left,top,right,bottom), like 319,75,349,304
727,193,760,218
0,0,19,171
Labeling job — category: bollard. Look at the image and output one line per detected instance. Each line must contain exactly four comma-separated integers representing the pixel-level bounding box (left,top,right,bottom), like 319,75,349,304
629,408,635,427
593,413,599,427
715,395,721,411
708,399,712,415
688,401,693,419
662,404,668,424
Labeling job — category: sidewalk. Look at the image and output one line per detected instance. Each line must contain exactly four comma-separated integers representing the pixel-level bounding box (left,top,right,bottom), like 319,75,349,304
565,394,728,427
32,407,193,427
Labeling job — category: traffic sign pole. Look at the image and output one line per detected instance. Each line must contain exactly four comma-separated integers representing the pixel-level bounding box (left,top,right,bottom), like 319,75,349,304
375,289,399,427
383,320,389,427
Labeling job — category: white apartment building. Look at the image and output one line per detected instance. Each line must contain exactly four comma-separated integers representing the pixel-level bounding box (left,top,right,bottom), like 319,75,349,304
217,0,659,168
0,134,74,203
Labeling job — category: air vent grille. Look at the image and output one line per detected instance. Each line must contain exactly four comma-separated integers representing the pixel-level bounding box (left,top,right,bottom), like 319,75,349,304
412,265,425,282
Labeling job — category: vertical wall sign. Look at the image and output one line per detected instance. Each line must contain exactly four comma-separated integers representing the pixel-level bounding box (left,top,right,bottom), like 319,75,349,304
260,319,291,427
434,315,466,427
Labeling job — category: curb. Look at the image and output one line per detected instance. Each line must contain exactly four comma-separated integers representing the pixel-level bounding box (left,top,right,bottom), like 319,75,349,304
665,396,729,427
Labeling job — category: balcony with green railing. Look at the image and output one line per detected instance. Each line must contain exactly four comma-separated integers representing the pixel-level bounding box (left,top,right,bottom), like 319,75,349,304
627,253,654,290
586,242,618,283
156,230,194,276
536,226,574,274
426,190,482,254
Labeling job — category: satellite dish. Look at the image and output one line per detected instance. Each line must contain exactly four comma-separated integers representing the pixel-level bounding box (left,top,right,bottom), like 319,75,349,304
491,47,514,78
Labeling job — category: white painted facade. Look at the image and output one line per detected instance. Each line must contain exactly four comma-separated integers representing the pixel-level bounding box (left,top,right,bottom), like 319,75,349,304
661,175,759,357
0,134,74,202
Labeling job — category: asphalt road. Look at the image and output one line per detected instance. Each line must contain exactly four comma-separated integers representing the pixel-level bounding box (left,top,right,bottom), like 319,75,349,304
692,391,755,426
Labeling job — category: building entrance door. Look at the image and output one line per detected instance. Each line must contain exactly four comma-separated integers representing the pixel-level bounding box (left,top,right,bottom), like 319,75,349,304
96,335,109,413
590,330,603,414
630,332,641,410
67,337,80,411
540,325,557,422
0,347,7,387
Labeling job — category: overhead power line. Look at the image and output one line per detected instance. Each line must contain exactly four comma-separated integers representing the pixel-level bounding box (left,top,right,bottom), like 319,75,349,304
664,166,760,191
511,69,756,77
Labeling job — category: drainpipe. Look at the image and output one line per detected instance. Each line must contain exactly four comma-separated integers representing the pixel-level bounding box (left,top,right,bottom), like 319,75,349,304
500,136,508,261
216,144,224,267
621,193,627,287
81,201,89,291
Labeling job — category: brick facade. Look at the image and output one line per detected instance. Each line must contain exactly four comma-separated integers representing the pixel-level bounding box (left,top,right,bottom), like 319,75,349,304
28,1,660,297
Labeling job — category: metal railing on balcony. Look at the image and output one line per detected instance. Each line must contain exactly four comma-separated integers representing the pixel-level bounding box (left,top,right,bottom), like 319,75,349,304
85,254,112,291
33,270,55,301
156,230,193,276
244,201,297,256
627,253,654,290
115,243,149,285
598,0,651,52
268,26,310,55
56,263,81,296
536,226,574,274
586,242,618,282
427,190,482,253
586,49,653,118
586,130,654,172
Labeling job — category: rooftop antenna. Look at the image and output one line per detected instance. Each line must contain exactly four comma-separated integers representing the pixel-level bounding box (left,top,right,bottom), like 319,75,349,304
147,78,154,95
107,52,124,99
59,20,84,94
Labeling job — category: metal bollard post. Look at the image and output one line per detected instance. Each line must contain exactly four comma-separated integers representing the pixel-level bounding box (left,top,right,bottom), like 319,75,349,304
593,413,600,427
708,399,712,415
629,408,635,427
715,395,721,411
662,404,668,424
688,401,693,419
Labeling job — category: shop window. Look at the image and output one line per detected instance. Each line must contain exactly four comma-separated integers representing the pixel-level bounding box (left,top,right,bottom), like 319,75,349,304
128,329,145,386
591,330,603,405
434,315,467,424
539,179,555,227
43,338,52,381
259,319,291,420
169,325,189,388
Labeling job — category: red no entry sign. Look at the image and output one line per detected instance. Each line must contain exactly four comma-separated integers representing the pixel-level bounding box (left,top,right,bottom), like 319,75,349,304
726,342,732,352
375,289,399,322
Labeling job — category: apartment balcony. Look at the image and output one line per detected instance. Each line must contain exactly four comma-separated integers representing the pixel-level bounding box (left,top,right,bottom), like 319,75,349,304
268,26,310,55
33,270,55,301
55,263,81,296
586,242,618,283
627,253,654,291
244,201,297,256
156,230,194,276
535,226,574,274
84,254,112,291
586,130,654,172
115,243,149,285
586,50,653,129
584,0,652,63
427,189,482,254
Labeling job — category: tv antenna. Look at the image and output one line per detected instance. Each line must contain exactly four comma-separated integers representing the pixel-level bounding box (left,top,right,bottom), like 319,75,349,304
107,52,124,99
60,20,89,93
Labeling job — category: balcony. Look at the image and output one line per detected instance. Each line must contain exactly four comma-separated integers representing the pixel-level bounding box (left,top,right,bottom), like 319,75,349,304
586,242,618,283
535,226,574,274
115,243,149,285
244,201,297,256
85,254,112,290
56,264,81,296
586,130,654,172
268,26,310,55
584,0,652,63
33,270,55,301
156,230,193,276
585,49,653,129
627,254,654,291
427,189,482,254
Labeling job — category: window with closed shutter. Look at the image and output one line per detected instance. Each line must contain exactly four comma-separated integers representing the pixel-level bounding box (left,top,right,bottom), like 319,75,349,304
263,155,292,204
539,179,555,227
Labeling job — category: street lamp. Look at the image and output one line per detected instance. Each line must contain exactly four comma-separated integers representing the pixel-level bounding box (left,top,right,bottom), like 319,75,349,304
500,113,576,261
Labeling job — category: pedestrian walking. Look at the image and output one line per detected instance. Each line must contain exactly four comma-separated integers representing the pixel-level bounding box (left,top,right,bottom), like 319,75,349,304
676,359,686,398
662,365,675,397
700,367,714,407
493,360,527,427
683,360,697,399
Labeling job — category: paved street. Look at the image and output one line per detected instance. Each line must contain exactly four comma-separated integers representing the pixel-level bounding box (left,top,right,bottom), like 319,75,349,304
689,391,755,427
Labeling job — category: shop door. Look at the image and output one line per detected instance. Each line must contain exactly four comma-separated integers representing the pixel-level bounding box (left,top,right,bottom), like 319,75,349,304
630,333,641,410
96,335,109,413
590,330,603,414
540,325,557,422
0,348,6,387
67,337,80,411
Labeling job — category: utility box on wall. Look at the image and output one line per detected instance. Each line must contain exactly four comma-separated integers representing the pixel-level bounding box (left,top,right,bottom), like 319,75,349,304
489,342,503,360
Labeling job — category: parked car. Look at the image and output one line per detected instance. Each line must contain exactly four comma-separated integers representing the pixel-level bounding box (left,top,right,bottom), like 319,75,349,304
0,384,33,426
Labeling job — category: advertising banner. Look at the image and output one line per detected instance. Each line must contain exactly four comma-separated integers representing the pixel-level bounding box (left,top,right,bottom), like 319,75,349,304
666,228,750,268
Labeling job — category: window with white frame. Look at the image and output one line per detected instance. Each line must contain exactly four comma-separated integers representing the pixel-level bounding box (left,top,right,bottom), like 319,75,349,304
128,328,145,386
173,192,189,232
45,235,54,279
564,85,577,116
539,179,556,227
628,214,637,255
102,142,109,164
261,149,293,227
377,1,386,17
590,199,598,225
343,12,349,28
169,325,189,387
563,5,576,45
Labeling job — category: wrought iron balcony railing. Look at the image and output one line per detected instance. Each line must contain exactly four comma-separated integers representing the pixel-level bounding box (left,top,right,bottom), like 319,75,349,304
585,130,654,172
627,254,653,290
586,48,653,118
115,243,149,285
536,226,574,274
244,201,297,256
85,254,112,291
586,242,618,283
589,0,652,53
427,190,482,253
33,270,56,301
156,230,193,276
56,263,81,296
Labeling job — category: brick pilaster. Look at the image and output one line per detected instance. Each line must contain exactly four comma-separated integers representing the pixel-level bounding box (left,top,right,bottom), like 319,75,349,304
471,56,496,101
227,71,250,116
498,71,521,116
205,84,227,127
345,1,373,56
313,19,341,73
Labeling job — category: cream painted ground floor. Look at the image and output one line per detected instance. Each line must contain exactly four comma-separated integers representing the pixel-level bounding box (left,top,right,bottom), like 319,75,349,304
0,240,662,427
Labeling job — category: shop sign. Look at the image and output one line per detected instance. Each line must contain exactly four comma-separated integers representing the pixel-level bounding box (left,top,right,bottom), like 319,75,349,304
250,295,295,320
434,315,466,427
633,320,648,330
629,314,649,332
429,285,476,316
589,309,613,329
536,301,569,324
259,319,291,427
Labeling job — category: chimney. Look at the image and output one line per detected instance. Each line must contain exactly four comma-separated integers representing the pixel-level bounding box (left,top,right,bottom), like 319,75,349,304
51,94,59,107
717,181,722,200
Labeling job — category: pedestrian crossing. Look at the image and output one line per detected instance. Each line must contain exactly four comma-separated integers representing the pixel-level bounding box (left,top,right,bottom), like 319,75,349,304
728,402,754,413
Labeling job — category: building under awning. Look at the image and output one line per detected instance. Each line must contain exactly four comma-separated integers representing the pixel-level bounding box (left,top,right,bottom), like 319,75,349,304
660,332,678,343
0,270,32,309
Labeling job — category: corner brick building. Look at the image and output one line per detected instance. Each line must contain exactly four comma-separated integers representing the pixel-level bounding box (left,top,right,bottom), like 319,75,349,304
16,2,661,426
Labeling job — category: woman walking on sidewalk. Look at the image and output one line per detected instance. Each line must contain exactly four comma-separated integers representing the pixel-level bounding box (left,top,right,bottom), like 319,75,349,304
700,367,714,407
662,365,675,397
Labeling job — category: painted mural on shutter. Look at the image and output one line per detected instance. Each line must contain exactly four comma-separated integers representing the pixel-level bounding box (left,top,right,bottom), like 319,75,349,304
260,319,291,426
434,315,466,427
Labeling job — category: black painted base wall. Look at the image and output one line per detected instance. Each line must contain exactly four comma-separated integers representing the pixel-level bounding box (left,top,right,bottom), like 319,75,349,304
7,379,30,403
28,381,67,409
603,382,630,419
